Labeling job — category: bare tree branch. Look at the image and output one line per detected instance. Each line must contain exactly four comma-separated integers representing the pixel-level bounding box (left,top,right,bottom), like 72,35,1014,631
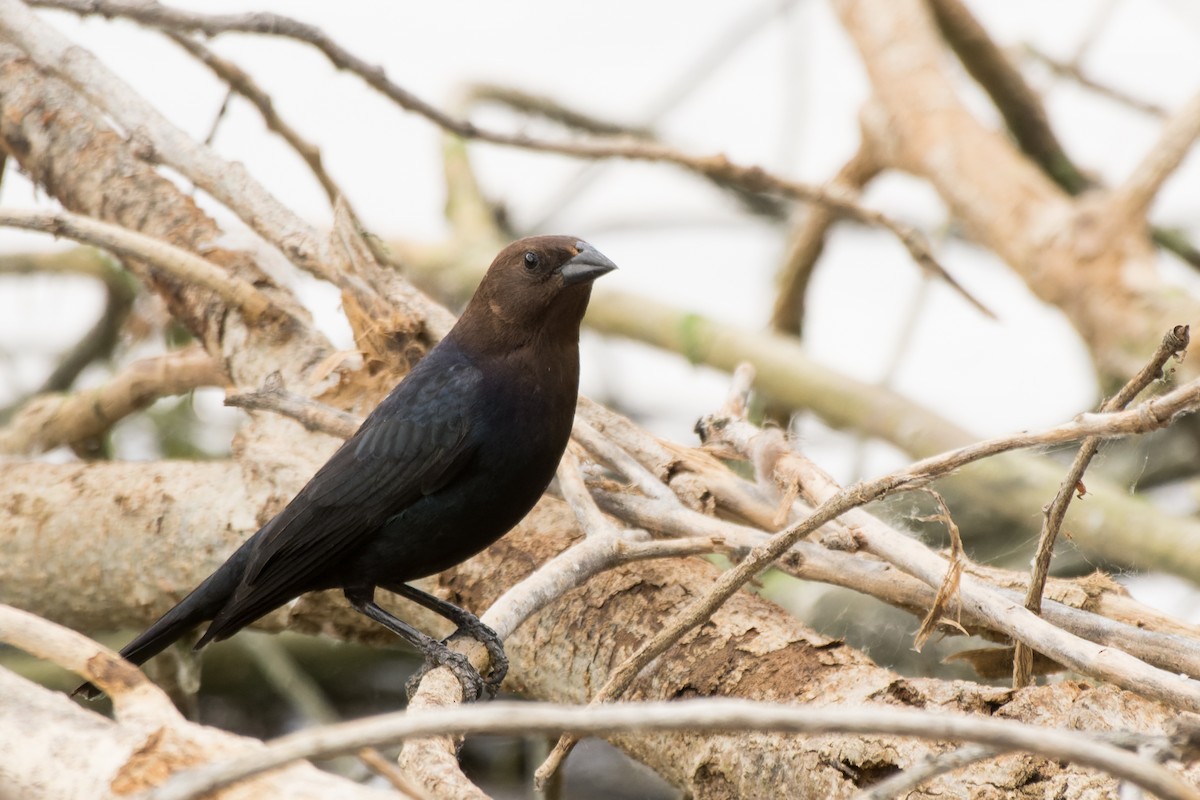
146,699,1200,800
1104,90,1200,225
0,605,405,799
690,382,1200,711
1014,325,1190,686
0,0,335,279
836,0,1200,384
27,0,954,286
555,445,623,539
927,0,1090,193
162,31,343,206
0,346,224,455
771,138,885,335
1024,45,1170,119
0,208,278,323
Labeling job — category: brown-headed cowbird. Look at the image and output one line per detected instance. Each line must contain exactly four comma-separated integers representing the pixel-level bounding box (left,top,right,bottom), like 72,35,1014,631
76,235,616,701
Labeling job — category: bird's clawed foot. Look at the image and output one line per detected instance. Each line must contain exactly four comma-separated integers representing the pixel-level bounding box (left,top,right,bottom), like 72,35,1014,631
405,641,486,702
448,618,508,697
404,628,508,702
349,590,508,702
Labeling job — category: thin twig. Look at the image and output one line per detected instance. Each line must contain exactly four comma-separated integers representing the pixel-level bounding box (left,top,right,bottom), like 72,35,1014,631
571,418,678,503
34,258,136,399
0,208,277,322
31,0,952,285
929,0,1090,194
486,0,802,228
200,87,233,147
912,488,967,651
168,32,405,314
538,375,1200,784
0,248,135,419
140,698,1200,800
225,373,359,438
1024,46,1168,119
0,0,333,279
465,84,654,139
236,632,374,782
1013,325,1190,687
771,141,885,334
356,748,432,800
163,31,343,205
555,445,622,539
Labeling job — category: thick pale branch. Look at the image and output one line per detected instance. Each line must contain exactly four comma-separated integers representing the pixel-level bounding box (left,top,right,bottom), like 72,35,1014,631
0,208,276,321
594,376,1200,723
151,700,1200,800
837,0,1200,383
1025,46,1169,119
0,604,174,718
0,0,333,278
0,607,401,799
0,347,224,455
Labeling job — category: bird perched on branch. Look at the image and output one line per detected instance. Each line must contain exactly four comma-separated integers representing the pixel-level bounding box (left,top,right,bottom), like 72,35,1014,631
77,235,616,702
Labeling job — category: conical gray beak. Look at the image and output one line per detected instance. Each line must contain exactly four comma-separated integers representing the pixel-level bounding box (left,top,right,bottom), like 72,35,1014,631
559,241,617,286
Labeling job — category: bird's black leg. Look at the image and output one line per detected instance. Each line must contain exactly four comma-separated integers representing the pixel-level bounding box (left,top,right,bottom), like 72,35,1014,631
344,587,484,702
381,582,508,697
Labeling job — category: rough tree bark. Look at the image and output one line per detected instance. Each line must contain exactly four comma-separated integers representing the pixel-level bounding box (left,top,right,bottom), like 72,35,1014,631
7,461,1198,798
1,3,1199,799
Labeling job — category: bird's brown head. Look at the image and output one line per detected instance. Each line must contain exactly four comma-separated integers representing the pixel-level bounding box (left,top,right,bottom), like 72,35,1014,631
456,235,617,354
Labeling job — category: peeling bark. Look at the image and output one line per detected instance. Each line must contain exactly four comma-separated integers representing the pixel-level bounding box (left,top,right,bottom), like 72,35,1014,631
0,669,398,800
1,5,1198,798
5,463,1197,797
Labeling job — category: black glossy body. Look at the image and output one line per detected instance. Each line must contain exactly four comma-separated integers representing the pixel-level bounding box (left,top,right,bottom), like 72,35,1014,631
86,236,614,683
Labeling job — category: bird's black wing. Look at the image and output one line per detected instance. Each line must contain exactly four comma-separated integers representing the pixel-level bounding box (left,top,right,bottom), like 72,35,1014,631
206,358,484,636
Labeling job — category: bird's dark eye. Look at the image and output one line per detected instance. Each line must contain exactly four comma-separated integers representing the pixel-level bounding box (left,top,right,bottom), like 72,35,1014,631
523,251,539,270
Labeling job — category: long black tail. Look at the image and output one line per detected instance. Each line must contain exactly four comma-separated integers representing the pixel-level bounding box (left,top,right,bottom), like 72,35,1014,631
74,543,254,699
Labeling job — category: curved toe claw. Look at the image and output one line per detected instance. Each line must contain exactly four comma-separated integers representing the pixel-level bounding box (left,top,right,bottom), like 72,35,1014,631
481,645,508,698
448,619,509,697
406,647,485,703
